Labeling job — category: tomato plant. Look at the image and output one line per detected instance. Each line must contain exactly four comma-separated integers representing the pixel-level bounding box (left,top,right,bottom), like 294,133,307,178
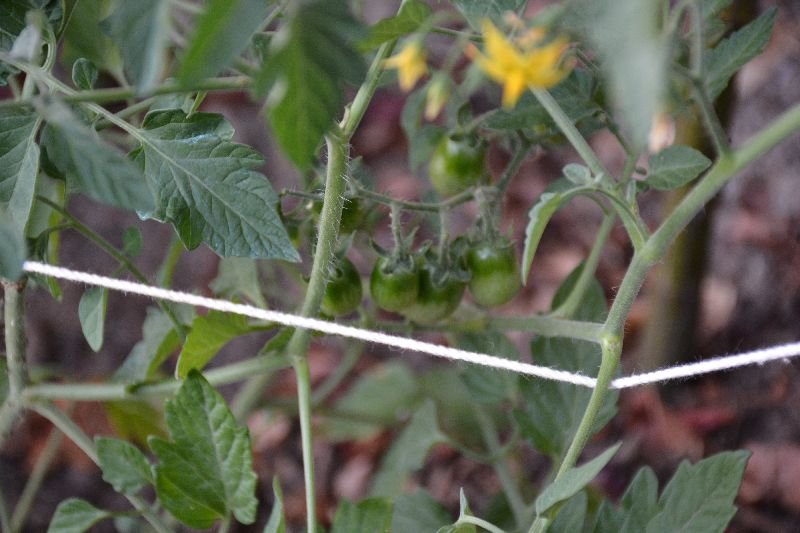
369,255,419,313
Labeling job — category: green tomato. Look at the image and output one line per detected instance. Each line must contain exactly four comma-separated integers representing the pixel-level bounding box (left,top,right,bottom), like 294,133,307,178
402,258,465,324
466,241,521,307
370,256,419,313
321,257,363,316
427,134,486,197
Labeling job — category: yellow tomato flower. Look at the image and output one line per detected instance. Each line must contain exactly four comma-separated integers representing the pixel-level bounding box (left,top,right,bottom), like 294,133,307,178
468,20,571,108
384,41,428,91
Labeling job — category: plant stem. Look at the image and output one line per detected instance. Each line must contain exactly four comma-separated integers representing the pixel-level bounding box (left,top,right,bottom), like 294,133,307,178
10,422,64,532
0,74,251,108
551,212,615,319
531,88,610,178
36,196,187,339
311,341,363,406
475,408,529,529
457,515,508,533
529,101,800,532
30,403,173,533
24,354,290,402
0,280,27,443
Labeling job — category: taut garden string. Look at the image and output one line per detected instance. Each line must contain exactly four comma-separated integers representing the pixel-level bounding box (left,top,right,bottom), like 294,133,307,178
23,261,800,390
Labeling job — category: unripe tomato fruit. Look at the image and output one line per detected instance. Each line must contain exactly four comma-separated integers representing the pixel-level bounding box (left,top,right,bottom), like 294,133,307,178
370,256,419,313
427,134,486,197
402,257,466,323
466,241,521,307
321,257,363,316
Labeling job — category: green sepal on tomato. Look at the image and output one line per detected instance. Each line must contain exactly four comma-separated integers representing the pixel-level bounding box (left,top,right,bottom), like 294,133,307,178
370,255,419,313
402,251,469,324
427,132,487,197
466,239,521,307
321,257,363,316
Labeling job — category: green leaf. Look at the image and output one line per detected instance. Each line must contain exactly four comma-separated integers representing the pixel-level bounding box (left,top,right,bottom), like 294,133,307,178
96,436,153,494
619,467,659,533
332,498,393,533
259,0,365,169
549,491,588,533
0,208,26,280
149,370,258,529
450,0,526,30
135,109,298,260
647,145,711,190
371,400,446,497
122,226,143,257
78,286,108,351
0,105,39,187
359,0,433,51
114,306,186,384
0,104,40,236
71,58,98,90
176,310,255,379
392,490,451,532
210,257,267,307
535,442,621,515
319,362,419,442
521,180,588,283
645,451,750,533
704,8,777,100
39,102,154,213
264,477,286,533
47,498,111,533
178,0,270,86
104,399,166,447
573,0,667,147
101,0,170,93
60,0,122,78
514,266,616,460
456,331,518,405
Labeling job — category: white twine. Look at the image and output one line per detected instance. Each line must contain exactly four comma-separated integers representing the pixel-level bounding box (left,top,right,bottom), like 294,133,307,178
22,261,800,390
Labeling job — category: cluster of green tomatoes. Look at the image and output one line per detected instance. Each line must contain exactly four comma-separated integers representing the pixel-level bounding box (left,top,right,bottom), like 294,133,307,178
317,132,522,323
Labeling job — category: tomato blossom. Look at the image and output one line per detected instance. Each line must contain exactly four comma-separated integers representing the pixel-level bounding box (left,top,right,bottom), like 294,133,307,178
383,41,428,91
468,20,571,108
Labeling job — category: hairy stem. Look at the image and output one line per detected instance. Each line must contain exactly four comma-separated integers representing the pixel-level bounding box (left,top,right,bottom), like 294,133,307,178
0,280,27,443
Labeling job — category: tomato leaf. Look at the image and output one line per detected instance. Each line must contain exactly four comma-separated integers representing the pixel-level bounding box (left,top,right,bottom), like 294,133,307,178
549,491,588,533
149,370,257,529
47,498,111,533
210,257,267,307
101,0,170,93
39,102,154,213
96,436,153,495
319,362,419,442
177,0,270,86
175,310,256,379
521,179,589,284
359,0,433,51
645,451,750,533
331,498,393,533
135,109,299,261
114,306,188,384
535,443,621,515
78,286,108,352
0,104,40,236
0,208,27,280
704,8,776,100
647,145,711,190
371,400,446,497
392,490,451,532
258,0,365,169
0,0,63,84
